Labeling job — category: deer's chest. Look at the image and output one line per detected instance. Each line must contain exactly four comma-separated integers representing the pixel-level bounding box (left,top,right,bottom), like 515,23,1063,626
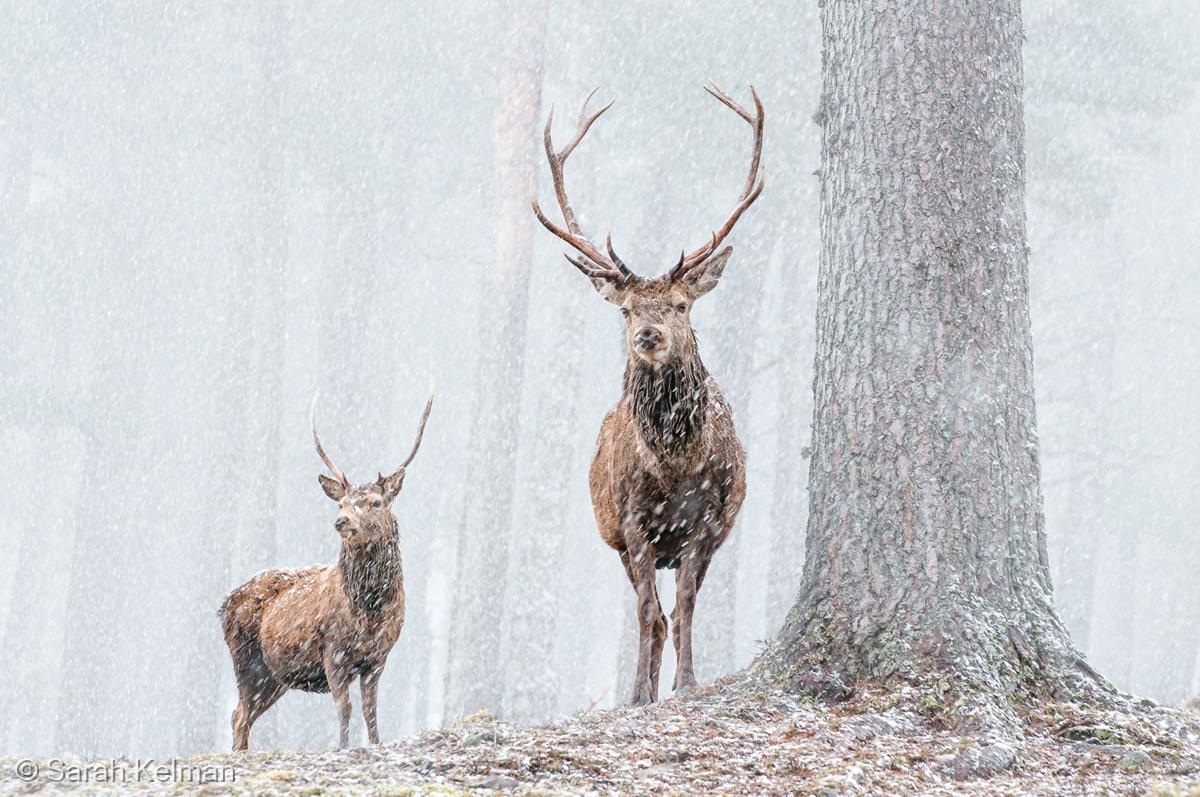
625,469,724,568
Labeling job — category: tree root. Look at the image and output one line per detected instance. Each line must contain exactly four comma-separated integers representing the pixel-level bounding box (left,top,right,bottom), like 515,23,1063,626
743,596,1200,748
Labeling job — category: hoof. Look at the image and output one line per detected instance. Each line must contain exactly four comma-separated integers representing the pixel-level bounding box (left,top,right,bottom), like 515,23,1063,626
629,692,654,707
674,681,696,696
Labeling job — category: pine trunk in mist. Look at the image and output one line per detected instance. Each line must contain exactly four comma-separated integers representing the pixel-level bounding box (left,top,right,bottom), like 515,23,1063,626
444,2,545,721
0,54,38,750
58,120,164,755
507,291,584,721
1052,225,1121,653
766,233,814,628
278,168,384,750
1105,511,1140,687
694,213,769,680
0,111,30,266
761,12,820,631
197,4,291,751
757,0,1109,731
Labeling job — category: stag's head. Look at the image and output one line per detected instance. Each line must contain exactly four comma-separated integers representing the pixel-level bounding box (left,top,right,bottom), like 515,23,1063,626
532,85,764,367
309,391,433,546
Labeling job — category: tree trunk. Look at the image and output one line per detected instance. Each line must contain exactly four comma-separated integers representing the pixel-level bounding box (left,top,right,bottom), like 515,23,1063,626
506,290,584,721
694,211,769,681
756,0,1110,732
765,233,815,629
198,2,292,752
443,1,545,721
1049,223,1121,654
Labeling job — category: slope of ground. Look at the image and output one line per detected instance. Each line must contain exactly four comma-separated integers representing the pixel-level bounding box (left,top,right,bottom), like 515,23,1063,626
4,682,1199,796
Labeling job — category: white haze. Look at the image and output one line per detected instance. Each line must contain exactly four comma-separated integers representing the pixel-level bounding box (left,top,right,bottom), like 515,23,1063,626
0,0,1197,757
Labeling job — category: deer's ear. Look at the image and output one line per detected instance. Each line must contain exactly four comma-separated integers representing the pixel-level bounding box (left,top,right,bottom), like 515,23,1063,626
680,246,733,298
319,474,346,501
590,277,626,305
378,467,407,503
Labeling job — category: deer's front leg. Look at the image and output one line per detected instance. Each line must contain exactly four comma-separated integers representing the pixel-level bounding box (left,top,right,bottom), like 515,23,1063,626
360,668,382,745
323,649,353,749
672,543,711,694
627,543,666,707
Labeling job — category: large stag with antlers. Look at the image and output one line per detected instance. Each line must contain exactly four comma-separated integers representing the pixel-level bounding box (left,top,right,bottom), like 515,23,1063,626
219,391,433,750
533,85,764,705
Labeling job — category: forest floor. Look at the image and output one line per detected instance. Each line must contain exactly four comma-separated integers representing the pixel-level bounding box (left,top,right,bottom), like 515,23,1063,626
4,680,1200,796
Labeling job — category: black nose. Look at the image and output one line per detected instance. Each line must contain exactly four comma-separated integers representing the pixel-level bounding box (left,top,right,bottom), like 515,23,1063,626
635,326,662,350
335,516,350,531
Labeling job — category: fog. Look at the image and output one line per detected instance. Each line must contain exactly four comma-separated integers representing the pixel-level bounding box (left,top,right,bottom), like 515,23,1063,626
1,0,1197,757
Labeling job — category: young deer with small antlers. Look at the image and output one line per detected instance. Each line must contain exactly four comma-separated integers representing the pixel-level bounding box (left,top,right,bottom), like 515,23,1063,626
219,392,432,750
533,85,764,705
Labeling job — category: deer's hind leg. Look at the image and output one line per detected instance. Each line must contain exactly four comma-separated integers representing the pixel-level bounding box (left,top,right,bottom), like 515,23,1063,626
230,638,287,751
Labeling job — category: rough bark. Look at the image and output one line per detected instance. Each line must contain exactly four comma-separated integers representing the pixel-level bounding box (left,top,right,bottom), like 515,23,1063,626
755,0,1113,732
443,1,545,720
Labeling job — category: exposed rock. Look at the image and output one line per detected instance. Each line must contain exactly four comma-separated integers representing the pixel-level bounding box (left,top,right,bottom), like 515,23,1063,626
463,728,501,746
1056,723,1134,745
795,669,854,703
1119,749,1152,771
846,714,899,741
947,742,1016,780
474,774,520,790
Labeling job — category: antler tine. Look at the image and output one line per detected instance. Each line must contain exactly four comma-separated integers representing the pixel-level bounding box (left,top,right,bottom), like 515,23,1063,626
564,253,622,281
559,90,612,165
703,82,755,124
606,233,635,281
309,392,349,488
543,90,614,237
669,232,718,282
533,90,631,283
667,250,687,282
399,386,434,469
532,200,615,271
673,84,766,280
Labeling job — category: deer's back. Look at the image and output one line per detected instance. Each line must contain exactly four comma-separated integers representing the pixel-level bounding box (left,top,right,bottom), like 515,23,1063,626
220,565,327,643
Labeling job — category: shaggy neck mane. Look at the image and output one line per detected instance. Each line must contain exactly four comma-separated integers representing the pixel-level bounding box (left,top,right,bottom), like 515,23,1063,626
338,534,402,617
624,343,709,460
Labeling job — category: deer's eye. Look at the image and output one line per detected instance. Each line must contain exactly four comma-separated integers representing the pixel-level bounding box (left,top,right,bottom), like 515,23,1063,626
676,303,688,313
620,308,630,318
372,499,382,508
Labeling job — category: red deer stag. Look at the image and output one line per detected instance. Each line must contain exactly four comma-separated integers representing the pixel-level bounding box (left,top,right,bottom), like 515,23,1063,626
219,391,433,750
532,85,763,705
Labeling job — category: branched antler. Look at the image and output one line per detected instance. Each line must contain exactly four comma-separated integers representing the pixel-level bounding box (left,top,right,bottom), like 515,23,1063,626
532,90,636,285
534,85,764,286
668,84,765,282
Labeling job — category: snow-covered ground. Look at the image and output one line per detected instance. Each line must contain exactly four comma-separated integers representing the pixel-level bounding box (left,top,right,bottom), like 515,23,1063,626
5,682,1199,796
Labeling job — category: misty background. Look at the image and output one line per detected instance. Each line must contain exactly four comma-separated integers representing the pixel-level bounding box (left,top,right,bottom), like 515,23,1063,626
1,0,1197,757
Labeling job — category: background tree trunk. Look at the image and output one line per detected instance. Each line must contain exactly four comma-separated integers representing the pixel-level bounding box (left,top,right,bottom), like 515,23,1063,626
756,0,1110,732
694,212,769,681
443,0,546,721
200,1,293,750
